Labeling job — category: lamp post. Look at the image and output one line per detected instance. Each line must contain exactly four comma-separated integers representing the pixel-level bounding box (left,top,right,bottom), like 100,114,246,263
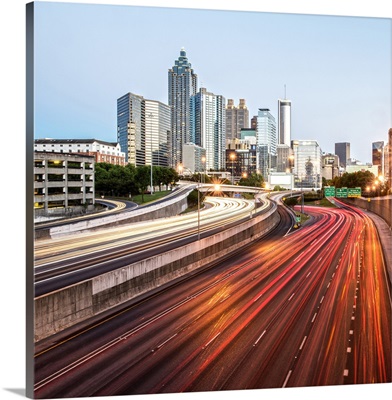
148,113,154,195
201,155,206,185
230,153,236,185
197,177,201,240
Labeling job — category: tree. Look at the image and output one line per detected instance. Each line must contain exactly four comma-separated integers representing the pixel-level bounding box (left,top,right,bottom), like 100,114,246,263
238,173,265,188
135,166,151,202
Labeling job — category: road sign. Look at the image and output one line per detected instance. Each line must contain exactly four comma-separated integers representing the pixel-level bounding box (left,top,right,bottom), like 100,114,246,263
324,186,335,197
296,214,301,223
336,187,348,198
348,187,361,198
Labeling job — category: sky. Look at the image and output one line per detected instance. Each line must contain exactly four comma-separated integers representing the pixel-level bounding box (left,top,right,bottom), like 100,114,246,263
33,0,391,164
0,2,391,400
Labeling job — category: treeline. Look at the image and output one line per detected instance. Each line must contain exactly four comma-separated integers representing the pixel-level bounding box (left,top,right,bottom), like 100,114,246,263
95,163,179,200
326,170,389,195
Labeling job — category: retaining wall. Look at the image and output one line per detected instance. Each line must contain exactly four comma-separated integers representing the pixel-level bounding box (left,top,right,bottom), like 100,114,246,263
34,205,280,342
343,197,392,228
35,191,190,239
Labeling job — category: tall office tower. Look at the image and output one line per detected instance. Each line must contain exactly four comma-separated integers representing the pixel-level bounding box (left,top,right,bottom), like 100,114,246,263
292,139,323,189
372,141,385,176
168,48,198,168
117,92,145,165
144,100,170,168
190,87,226,171
278,98,291,145
256,108,277,178
225,99,249,141
335,142,350,169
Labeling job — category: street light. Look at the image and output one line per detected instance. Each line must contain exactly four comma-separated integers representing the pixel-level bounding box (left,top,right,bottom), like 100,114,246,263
230,153,236,185
201,155,206,185
148,113,154,195
197,176,201,240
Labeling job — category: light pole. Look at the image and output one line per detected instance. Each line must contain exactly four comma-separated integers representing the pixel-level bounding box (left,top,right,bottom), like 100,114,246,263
197,177,201,240
201,155,206,185
148,113,154,195
230,153,236,185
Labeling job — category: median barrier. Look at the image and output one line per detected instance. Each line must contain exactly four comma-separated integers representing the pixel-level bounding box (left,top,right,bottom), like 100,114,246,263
34,204,280,342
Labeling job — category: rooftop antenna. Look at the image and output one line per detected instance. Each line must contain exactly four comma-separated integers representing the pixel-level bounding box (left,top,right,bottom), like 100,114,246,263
284,84,287,99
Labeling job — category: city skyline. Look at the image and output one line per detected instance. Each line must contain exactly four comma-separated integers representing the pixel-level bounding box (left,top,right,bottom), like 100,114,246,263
33,1,391,165
1,2,392,400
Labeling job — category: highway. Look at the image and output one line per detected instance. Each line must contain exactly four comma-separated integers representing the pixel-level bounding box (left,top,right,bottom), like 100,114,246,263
34,196,270,296
33,200,391,397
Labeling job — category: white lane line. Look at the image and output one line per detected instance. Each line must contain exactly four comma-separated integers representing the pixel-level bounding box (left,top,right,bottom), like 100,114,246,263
156,333,178,350
253,330,266,346
282,370,292,387
311,313,317,323
203,332,221,349
299,336,307,350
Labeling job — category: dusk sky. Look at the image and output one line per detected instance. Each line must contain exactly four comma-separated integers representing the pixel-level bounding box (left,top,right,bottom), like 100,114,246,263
33,1,391,164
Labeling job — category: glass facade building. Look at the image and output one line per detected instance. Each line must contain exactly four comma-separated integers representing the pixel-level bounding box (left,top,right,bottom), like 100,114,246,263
168,48,198,168
144,100,170,168
278,99,291,146
292,139,322,189
190,88,226,171
256,108,277,178
335,142,350,169
117,92,145,165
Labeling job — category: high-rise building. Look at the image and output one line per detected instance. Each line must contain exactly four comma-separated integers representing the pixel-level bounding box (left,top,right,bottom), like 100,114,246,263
225,99,249,141
278,99,291,146
292,140,322,189
117,92,145,165
117,93,170,167
256,108,277,178
144,100,170,168
335,142,350,169
168,48,198,168
372,141,385,176
190,87,226,171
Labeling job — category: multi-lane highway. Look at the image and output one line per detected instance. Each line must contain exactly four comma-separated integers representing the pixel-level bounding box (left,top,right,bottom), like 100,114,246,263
34,196,270,295
33,199,391,397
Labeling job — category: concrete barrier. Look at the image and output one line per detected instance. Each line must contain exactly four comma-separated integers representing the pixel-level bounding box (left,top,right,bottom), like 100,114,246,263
34,205,280,342
35,189,191,239
343,197,392,228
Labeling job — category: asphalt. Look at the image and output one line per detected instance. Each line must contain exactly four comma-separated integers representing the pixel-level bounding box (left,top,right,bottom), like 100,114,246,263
363,209,392,286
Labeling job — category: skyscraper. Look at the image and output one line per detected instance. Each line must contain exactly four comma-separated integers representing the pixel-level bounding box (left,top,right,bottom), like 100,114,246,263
117,93,170,167
335,142,350,169
144,99,170,168
256,108,277,177
168,48,198,168
225,99,249,141
278,99,291,146
190,87,226,171
117,92,145,165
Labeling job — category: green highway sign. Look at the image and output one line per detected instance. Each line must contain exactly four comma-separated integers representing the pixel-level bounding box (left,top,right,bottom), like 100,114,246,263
324,186,335,197
336,187,348,198
348,187,361,197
